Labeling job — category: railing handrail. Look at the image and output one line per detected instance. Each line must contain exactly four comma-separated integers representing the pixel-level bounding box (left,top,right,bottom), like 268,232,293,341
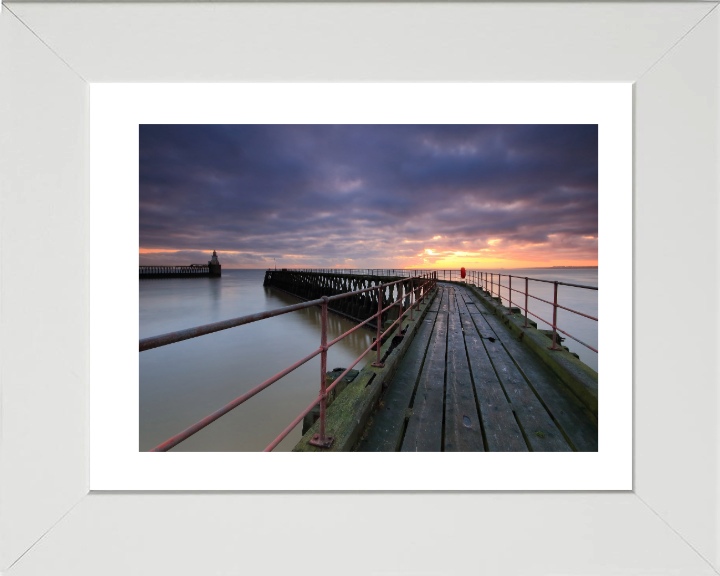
467,270,597,355
282,268,597,289
267,267,597,354
143,271,438,452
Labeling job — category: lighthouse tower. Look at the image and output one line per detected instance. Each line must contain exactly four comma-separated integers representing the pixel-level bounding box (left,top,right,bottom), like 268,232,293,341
208,250,222,277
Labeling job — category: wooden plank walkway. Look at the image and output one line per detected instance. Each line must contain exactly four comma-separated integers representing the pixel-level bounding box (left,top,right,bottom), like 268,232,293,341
358,283,598,452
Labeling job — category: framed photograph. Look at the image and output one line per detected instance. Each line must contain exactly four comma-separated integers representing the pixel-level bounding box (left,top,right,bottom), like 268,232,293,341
91,83,628,492
2,2,718,574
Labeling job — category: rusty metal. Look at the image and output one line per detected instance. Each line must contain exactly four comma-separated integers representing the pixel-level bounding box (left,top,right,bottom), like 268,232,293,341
308,431,334,448
140,299,325,352
309,297,334,448
326,311,376,348
372,285,385,368
397,283,404,334
554,326,598,353
145,271,436,452
467,269,597,354
410,278,414,321
506,276,513,315
547,281,563,351
267,278,435,451
527,294,598,322
264,395,321,452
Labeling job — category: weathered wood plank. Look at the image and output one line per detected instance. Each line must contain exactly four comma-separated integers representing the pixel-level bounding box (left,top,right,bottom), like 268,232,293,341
357,311,439,451
436,287,450,313
460,292,572,452
455,295,528,451
401,311,449,452
460,291,597,451
470,321,496,341
428,287,446,312
444,288,485,452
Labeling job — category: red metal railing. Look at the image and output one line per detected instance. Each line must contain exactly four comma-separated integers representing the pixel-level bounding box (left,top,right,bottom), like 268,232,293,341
143,272,437,452
274,267,597,355
465,270,598,354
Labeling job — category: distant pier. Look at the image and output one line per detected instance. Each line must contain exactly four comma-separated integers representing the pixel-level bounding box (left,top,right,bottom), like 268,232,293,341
140,250,222,278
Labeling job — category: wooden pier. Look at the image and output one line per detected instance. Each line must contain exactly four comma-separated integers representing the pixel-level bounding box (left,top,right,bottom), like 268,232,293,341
143,270,597,453
357,283,598,452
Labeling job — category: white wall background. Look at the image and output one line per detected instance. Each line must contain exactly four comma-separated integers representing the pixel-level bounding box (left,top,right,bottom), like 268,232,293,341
1,3,719,574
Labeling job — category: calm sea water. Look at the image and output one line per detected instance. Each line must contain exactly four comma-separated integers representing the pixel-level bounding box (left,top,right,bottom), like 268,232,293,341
139,269,372,452
139,268,597,452
480,268,598,371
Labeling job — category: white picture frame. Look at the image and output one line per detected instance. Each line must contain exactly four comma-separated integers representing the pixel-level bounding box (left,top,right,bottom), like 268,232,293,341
1,2,718,574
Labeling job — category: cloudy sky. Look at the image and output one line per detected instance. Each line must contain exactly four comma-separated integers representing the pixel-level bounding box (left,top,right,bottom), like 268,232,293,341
139,124,597,269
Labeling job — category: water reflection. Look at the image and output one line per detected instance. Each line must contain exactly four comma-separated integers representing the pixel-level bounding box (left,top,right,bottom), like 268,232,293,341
264,287,375,352
139,270,373,452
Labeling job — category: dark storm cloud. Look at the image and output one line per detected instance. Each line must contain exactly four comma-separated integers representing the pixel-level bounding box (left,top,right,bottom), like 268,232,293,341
139,124,598,267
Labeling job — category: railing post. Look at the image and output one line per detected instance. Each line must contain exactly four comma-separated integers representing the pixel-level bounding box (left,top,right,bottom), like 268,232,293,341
309,296,334,448
397,282,404,335
372,286,385,368
491,273,494,298
523,277,529,328
506,275,513,315
548,281,562,351
410,277,414,320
